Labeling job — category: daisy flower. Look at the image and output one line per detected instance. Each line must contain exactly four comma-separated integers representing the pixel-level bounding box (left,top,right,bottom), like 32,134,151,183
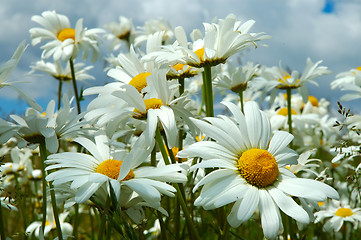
45,133,187,209
112,67,196,148
29,10,104,62
256,58,331,102
175,14,269,68
134,18,174,47
177,101,339,239
315,200,361,232
214,61,259,94
104,16,135,51
26,206,73,238
30,60,94,84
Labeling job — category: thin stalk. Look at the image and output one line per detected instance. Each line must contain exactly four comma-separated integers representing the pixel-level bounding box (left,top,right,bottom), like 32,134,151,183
39,141,48,234
89,207,95,240
14,175,28,238
72,204,80,240
105,221,112,240
151,147,156,167
57,78,63,110
157,211,167,240
39,141,63,240
202,66,214,117
69,58,81,114
221,220,230,240
286,88,293,135
239,90,244,114
179,77,185,96
98,197,110,240
155,127,200,240
0,198,6,240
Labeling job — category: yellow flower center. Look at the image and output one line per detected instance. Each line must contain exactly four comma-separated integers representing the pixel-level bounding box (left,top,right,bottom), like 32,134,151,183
356,66,361,71
318,202,324,207
237,148,279,188
57,28,76,42
194,48,205,61
133,98,163,119
96,159,134,181
277,75,300,89
128,72,151,93
277,108,297,116
335,207,353,217
278,74,291,84
308,95,319,107
173,63,187,72
196,135,205,142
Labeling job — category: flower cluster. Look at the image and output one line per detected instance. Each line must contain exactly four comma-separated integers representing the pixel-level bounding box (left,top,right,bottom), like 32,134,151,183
1,10,361,240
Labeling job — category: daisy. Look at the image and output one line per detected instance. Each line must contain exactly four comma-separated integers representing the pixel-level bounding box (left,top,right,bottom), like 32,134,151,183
112,67,196,148
45,133,187,209
175,14,269,68
256,58,331,102
177,101,339,239
104,16,135,51
29,10,104,62
315,200,361,232
134,18,174,47
214,61,259,94
30,60,94,84
26,206,73,238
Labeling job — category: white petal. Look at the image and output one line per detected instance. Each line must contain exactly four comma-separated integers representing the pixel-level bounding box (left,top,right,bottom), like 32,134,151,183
259,189,280,240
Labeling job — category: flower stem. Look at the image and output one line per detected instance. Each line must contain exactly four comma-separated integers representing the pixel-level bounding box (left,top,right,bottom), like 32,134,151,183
155,127,200,240
286,88,293,135
98,196,110,240
39,141,63,240
202,66,214,117
69,58,81,114
72,204,80,240
239,90,244,114
57,78,63,110
0,198,6,240
39,141,48,234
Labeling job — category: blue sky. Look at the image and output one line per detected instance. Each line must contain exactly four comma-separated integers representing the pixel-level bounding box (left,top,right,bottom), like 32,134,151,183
1,0,361,117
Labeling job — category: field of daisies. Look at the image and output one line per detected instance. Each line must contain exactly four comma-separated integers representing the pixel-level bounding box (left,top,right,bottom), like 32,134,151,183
1,10,361,240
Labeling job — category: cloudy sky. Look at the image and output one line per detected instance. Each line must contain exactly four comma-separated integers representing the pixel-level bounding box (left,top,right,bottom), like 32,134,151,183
1,0,361,117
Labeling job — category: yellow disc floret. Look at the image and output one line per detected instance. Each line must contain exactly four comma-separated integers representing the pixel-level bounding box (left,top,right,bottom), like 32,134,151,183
96,159,134,181
335,207,353,218
133,98,163,119
277,107,297,116
57,28,76,42
194,48,205,61
238,148,279,188
128,72,151,93
308,95,319,107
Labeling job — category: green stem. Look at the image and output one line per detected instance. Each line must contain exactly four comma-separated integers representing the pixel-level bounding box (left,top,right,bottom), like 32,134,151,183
202,66,214,117
39,142,48,234
239,90,244,114
179,77,185,96
14,175,28,238
98,197,110,240
155,127,200,240
40,141,63,240
157,211,167,240
105,221,112,240
57,78,63,110
69,58,81,114
221,220,230,240
0,198,6,240
286,88,293,135
151,147,156,167
72,204,80,240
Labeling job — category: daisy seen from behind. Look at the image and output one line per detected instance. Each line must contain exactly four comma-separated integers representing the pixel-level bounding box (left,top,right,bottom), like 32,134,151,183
177,101,339,239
